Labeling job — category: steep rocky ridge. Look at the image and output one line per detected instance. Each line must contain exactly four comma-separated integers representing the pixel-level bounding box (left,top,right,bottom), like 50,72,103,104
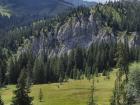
0,0,97,30
0,0,96,17
18,13,140,57
7,1,140,58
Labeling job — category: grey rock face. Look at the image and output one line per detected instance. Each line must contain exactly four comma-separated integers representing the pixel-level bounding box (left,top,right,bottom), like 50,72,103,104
21,14,139,57
27,14,116,57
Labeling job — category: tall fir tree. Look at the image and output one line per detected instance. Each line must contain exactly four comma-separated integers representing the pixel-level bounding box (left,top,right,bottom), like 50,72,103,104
11,70,33,105
74,47,84,70
38,88,43,102
110,71,122,105
110,71,127,105
116,40,129,81
0,95,4,105
0,68,2,87
8,57,17,84
33,56,45,84
88,77,96,105
67,50,75,77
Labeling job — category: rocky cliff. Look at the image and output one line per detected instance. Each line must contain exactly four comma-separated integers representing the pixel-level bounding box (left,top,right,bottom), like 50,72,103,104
18,12,140,57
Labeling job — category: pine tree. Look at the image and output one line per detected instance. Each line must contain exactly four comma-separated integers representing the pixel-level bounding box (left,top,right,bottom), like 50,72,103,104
110,71,127,105
88,77,96,105
33,56,45,84
74,47,84,70
11,70,33,105
0,68,2,87
39,88,43,102
8,57,17,84
67,50,75,77
59,74,63,85
116,40,129,81
110,71,121,105
58,56,65,82
0,95,4,105
72,66,78,79
87,44,94,72
26,61,33,88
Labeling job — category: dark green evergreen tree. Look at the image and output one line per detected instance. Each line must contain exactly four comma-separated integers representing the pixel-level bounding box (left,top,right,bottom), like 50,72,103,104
8,57,19,84
88,77,96,105
33,56,45,84
116,40,129,81
0,95,4,105
58,56,65,82
11,70,33,105
26,60,33,88
74,47,84,70
67,50,75,78
110,71,127,105
0,68,2,87
39,88,43,102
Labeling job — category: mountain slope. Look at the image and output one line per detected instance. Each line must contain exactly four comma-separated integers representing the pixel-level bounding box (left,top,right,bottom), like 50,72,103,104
0,0,95,32
0,0,96,17
0,0,97,30
0,0,72,17
4,1,139,57
0,0,73,30
65,0,97,6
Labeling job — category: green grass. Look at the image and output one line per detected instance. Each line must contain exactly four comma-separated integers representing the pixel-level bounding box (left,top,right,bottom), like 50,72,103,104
0,70,117,105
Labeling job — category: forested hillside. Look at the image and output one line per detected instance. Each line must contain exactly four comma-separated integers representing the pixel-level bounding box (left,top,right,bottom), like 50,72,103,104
0,0,140,84
0,0,72,30
0,0,96,30
0,0,140,105
0,0,73,17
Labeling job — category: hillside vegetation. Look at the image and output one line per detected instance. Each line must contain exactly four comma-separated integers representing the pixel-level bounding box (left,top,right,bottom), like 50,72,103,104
0,0,72,17
0,6,11,17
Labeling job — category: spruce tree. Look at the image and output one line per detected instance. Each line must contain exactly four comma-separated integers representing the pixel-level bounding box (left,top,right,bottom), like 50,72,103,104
110,71,127,105
8,57,17,84
58,56,65,82
0,68,2,87
39,88,43,102
33,56,45,84
74,47,84,70
0,95,4,105
116,40,129,81
110,71,121,105
11,70,33,105
88,77,96,105
67,50,75,77
26,61,33,88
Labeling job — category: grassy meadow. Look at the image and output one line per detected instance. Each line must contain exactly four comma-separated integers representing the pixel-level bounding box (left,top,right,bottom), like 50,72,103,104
0,70,117,105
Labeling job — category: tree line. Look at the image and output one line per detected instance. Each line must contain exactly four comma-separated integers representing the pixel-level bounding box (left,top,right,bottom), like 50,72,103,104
0,39,139,86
